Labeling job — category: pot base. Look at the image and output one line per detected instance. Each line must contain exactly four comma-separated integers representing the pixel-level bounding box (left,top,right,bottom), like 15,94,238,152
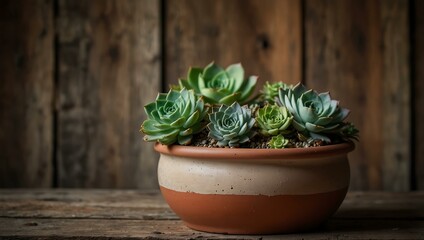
160,186,347,234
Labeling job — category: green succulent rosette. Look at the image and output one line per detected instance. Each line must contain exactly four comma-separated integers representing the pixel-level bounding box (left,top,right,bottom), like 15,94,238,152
179,62,257,105
208,102,256,147
256,104,293,136
260,81,292,104
340,122,359,141
141,88,208,145
279,83,350,142
268,135,289,149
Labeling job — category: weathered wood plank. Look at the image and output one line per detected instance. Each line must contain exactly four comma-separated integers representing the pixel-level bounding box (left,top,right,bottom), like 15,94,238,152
0,190,423,239
56,0,160,189
165,0,302,90
414,0,424,190
0,190,177,220
0,0,53,187
335,191,424,219
380,0,410,191
304,0,410,191
1,190,423,220
0,218,422,240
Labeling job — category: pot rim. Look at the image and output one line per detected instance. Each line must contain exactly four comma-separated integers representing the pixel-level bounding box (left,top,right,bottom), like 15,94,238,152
154,141,355,159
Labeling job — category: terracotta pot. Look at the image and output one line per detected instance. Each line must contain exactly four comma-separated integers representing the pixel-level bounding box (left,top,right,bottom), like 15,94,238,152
154,142,354,234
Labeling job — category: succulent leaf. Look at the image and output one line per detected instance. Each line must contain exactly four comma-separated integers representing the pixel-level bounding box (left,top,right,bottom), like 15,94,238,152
239,76,258,102
226,63,244,90
141,88,208,145
207,102,256,147
187,67,202,92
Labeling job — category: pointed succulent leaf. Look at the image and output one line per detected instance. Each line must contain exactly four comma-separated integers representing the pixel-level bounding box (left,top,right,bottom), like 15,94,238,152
166,89,181,101
203,62,224,81
177,135,192,145
314,117,334,126
238,76,257,103
187,67,203,93
200,88,229,103
179,128,193,137
217,140,228,147
184,110,200,128
298,105,317,124
157,93,167,101
225,63,244,90
309,132,331,143
292,119,306,132
170,117,186,128
141,119,162,134
144,102,157,119
219,92,241,105
179,78,191,90
223,132,238,140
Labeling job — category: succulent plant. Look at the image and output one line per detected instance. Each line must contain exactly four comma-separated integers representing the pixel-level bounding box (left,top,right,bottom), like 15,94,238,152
141,88,208,145
279,83,350,142
339,122,359,141
256,104,293,136
268,135,290,149
208,102,256,147
179,62,257,105
261,81,292,104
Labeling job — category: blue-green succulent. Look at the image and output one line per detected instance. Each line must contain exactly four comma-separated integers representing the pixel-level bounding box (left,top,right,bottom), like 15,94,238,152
179,62,257,105
208,102,256,147
141,88,208,145
256,104,293,136
279,83,350,142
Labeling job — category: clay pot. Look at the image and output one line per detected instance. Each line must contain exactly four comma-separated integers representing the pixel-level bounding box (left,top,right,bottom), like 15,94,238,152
154,142,354,234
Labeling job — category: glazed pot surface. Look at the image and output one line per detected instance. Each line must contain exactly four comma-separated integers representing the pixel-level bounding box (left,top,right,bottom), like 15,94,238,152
155,143,354,234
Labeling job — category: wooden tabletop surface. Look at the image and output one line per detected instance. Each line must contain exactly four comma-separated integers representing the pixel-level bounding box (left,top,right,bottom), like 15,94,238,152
0,190,423,239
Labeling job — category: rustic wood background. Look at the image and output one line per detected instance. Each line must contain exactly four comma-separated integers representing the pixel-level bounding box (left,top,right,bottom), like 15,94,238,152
0,0,422,191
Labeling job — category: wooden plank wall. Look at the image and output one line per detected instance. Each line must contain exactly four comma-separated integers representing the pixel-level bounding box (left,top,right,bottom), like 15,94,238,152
0,0,54,187
414,0,424,190
0,0,422,191
165,0,302,87
55,0,160,189
305,0,410,191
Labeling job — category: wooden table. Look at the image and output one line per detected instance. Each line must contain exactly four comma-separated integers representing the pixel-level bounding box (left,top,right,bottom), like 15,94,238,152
0,190,423,239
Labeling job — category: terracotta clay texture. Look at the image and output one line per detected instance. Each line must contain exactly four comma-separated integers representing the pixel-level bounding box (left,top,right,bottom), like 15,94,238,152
155,143,354,234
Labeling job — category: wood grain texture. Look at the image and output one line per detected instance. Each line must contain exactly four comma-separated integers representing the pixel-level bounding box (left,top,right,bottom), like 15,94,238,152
0,0,53,187
380,0,410,191
0,190,423,239
1,218,422,240
56,0,160,189
414,0,424,190
0,190,422,220
305,0,410,191
165,0,302,90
